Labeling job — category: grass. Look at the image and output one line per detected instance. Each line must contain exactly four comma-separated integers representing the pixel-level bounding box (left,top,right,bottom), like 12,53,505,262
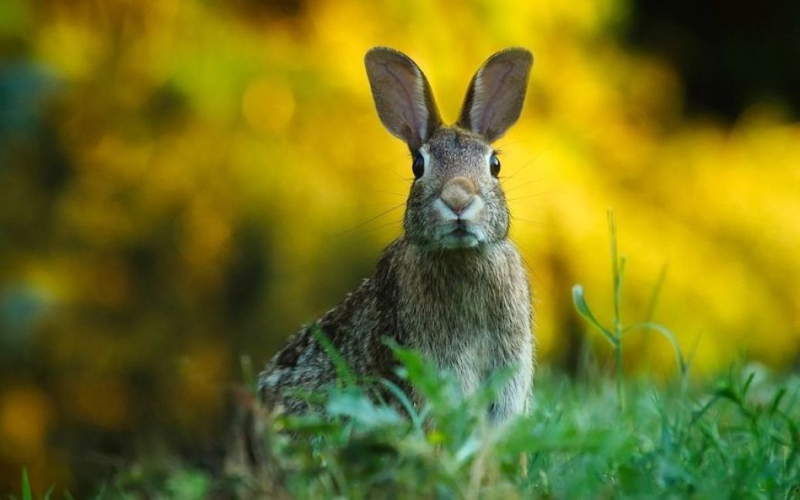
572,209,688,411
14,212,800,498
95,361,799,499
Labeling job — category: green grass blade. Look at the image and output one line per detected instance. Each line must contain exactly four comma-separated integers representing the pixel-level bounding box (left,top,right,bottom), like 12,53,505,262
741,371,755,399
42,485,55,500
385,339,438,395
645,263,669,323
21,468,32,500
770,388,786,414
310,324,357,387
625,321,687,375
380,379,423,429
572,285,615,345
614,256,626,336
608,208,623,338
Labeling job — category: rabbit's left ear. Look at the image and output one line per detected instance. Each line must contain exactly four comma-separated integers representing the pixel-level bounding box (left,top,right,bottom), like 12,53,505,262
365,47,442,152
457,48,533,143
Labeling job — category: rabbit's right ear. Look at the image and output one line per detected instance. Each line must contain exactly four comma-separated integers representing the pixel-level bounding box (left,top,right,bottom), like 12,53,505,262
365,47,442,151
457,48,533,143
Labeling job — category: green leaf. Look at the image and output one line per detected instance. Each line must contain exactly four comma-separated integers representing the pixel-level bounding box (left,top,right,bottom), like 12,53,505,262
165,470,211,500
769,387,786,414
645,263,669,322
741,371,756,399
311,324,357,387
572,285,615,345
625,321,687,375
326,389,404,429
380,379,423,429
21,468,32,500
455,435,481,465
386,341,439,397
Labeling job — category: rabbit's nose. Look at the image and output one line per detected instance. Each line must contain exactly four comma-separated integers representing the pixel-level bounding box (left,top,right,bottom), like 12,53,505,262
440,177,477,215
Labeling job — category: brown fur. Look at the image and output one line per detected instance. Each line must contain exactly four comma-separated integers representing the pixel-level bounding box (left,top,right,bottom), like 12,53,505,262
259,47,535,423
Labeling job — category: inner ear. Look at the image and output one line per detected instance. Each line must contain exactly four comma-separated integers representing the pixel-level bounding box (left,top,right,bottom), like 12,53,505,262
365,47,442,151
457,48,533,143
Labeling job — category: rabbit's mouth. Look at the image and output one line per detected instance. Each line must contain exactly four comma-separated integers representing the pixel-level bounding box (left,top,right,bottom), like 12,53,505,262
435,222,484,249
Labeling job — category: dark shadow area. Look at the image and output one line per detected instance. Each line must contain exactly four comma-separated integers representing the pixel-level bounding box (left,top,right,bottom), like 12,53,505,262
625,0,800,120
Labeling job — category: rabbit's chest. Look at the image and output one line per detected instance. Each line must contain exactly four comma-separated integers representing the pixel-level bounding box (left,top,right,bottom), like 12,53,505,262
426,322,498,395
393,242,532,396
399,262,530,395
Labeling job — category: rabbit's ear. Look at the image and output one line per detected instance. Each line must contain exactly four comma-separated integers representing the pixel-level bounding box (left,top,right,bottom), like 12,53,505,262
365,47,442,151
457,48,533,143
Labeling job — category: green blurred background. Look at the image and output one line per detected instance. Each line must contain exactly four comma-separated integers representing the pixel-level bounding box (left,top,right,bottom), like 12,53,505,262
1,0,799,493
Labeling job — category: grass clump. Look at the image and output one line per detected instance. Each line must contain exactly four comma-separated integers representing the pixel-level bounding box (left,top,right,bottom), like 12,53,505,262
95,360,799,499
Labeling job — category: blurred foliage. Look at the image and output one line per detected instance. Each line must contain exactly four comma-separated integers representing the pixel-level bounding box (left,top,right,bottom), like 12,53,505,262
0,0,799,493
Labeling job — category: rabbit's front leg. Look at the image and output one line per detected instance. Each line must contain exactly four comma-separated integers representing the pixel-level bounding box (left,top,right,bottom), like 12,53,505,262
488,344,533,424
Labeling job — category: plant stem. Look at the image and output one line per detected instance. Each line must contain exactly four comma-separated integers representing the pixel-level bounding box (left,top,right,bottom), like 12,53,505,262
608,209,625,411
615,341,624,412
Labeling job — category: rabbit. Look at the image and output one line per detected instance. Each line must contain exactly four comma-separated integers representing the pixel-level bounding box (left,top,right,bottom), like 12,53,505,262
258,47,535,424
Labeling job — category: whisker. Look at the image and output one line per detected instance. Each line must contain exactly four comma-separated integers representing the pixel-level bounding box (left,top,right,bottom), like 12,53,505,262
501,138,558,183
352,219,404,238
493,139,526,150
509,236,547,292
361,189,408,197
338,203,405,236
510,215,554,228
507,205,549,213
506,189,566,202
501,177,548,194
389,171,414,183
501,159,538,184
359,151,415,185
361,202,409,207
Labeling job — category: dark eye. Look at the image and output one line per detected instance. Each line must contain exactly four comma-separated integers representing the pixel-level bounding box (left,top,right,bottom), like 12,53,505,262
412,152,425,179
490,154,501,177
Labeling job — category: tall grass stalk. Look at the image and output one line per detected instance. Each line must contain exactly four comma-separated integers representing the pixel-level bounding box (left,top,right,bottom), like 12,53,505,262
572,209,687,411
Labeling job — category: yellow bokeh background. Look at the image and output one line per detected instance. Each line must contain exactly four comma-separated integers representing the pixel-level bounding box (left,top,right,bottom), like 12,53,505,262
0,0,798,492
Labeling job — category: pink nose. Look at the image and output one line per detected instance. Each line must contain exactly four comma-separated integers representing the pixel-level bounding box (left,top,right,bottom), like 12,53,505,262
440,177,477,215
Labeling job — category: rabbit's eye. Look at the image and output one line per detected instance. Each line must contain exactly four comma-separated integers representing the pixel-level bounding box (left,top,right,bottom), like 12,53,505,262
412,152,425,179
490,154,501,177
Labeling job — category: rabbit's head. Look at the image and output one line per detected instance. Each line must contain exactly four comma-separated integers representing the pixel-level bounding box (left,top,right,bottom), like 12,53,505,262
365,47,533,250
